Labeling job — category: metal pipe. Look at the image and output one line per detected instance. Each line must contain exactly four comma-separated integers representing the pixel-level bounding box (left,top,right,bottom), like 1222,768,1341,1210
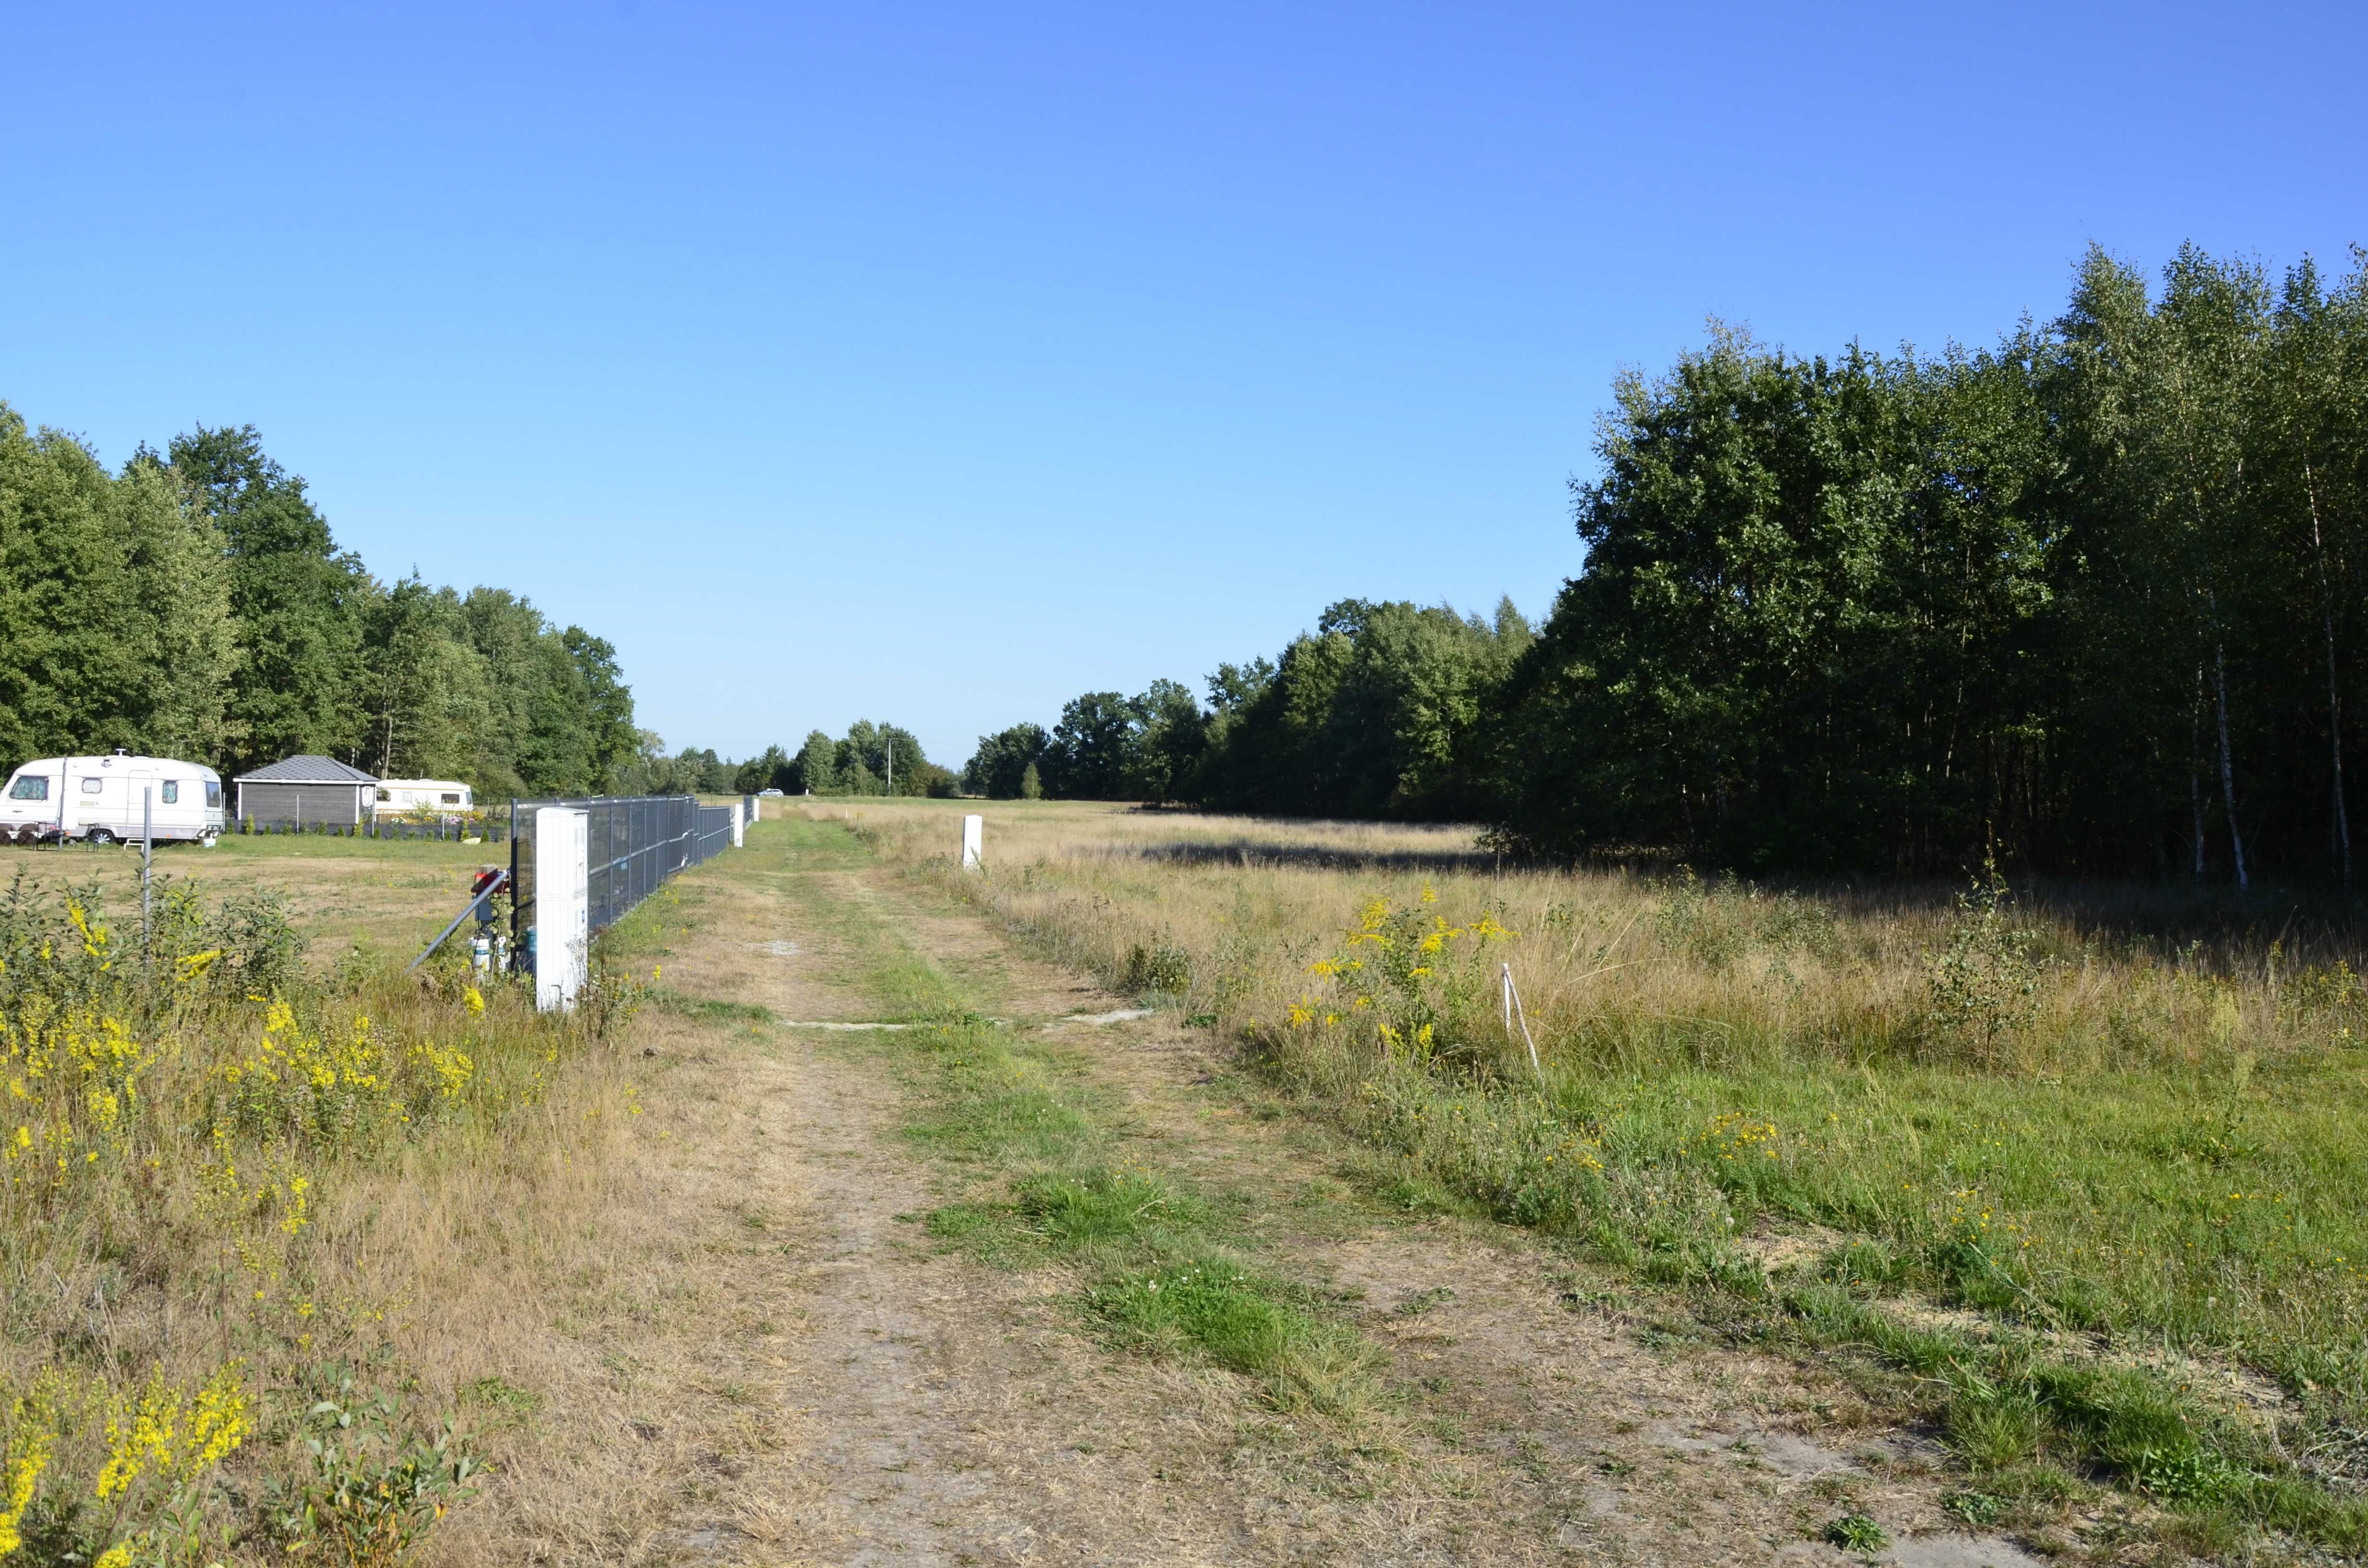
507,798,520,973
408,869,511,972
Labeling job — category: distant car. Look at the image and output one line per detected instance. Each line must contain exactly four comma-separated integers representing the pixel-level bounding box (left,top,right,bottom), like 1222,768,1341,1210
758,787,784,796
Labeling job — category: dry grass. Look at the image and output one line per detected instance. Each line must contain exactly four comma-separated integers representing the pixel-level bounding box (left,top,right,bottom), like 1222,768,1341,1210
819,796,2368,1546
0,836,772,1564
0,834,504,968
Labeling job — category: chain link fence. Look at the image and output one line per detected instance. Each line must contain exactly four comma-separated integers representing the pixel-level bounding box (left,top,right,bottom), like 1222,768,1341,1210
507,795,755,968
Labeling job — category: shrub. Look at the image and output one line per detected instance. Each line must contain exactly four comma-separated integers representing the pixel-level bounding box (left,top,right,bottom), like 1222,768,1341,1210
1924,855,2047,1060
1122,942,1191,997
263,1370,483,1566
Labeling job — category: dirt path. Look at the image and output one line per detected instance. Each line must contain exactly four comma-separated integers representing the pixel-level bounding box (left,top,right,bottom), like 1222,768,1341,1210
593,821,2047,1567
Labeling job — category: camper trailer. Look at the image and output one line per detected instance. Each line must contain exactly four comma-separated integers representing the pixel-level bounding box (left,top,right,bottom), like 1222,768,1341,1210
0,752,226,845
373,779,473,813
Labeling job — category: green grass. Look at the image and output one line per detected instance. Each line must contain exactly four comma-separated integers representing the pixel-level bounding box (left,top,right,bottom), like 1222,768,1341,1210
765,818,967,1018
1824,1512,1887,1553
899,1020,1098,1164
1085,1258,1380,1416
1753,1283,2368,1545
898,1015,1389,1416
1537,1049,2368,1376
209,830,496,858
645,988,774,1024
869,804,2368,1403
1309,1048,2368,1549
810,806,2368,1550
1341,1038,2368,1369
827,804,2368,1556
731,817,1394,1418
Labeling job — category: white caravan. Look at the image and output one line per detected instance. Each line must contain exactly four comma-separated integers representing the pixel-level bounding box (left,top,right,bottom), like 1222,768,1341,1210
0,752,226,846
373,778,473,813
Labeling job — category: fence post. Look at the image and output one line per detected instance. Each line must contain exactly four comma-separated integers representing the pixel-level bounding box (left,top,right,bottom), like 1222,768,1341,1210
962,814,983,871
141,786,153,948
731,801,745,849
507,798,520,975
1502,961,1542,1077
533,806,589,1012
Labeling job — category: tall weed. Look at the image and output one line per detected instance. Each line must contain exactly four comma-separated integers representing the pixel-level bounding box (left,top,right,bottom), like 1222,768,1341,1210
1924,856,2049,1062
0,874,580,1562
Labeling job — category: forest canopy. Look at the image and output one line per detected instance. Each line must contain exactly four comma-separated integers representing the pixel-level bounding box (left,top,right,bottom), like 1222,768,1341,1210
0,416,637,796
968,245,2368,886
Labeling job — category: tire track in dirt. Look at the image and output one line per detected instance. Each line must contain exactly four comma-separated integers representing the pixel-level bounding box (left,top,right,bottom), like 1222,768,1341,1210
857,851,2053,1567
643,850,1408,1564
632,827,2044,1566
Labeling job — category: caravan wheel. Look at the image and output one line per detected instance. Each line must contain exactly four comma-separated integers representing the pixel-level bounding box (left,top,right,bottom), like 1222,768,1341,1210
86,828,116,846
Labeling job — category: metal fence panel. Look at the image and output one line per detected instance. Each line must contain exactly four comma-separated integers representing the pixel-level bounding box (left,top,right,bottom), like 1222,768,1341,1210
509,795,726,968
694,804,733,864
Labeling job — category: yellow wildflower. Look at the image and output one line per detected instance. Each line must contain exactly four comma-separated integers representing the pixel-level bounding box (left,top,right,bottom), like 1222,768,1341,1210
96,1373,177,1500
0,1395,52,1556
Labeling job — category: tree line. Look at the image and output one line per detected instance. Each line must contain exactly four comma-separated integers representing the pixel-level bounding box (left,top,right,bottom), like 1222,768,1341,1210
961,603,1534,818
962,245,2368,885
732,722,959,797
0,414,638,796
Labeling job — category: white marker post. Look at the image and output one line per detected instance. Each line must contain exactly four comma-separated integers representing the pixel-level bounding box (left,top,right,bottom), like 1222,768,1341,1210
534,806,590,1012
1501,961,1542,1077
961,814,983,872
731,801,745,848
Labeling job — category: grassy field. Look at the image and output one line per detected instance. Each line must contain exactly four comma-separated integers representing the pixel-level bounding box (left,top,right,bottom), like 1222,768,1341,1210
0,828,661,1564
0,833,506,969
19,800,2364,1557
821,796,2368,1553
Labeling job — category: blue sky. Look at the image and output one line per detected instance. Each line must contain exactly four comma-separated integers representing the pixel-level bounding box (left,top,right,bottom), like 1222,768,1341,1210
4,2,2362,767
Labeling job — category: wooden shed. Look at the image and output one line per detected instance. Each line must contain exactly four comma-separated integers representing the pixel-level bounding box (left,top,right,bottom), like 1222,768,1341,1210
234,755,378,828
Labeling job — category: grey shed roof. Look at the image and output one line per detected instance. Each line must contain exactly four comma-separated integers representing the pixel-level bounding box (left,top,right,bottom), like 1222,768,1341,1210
234,755,379,785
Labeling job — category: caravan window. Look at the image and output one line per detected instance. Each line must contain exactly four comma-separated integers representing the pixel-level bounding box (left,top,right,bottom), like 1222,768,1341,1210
8,776,47,801
80,778,103,795
205,781,221,808
441,792,461,805
161,781,180,805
